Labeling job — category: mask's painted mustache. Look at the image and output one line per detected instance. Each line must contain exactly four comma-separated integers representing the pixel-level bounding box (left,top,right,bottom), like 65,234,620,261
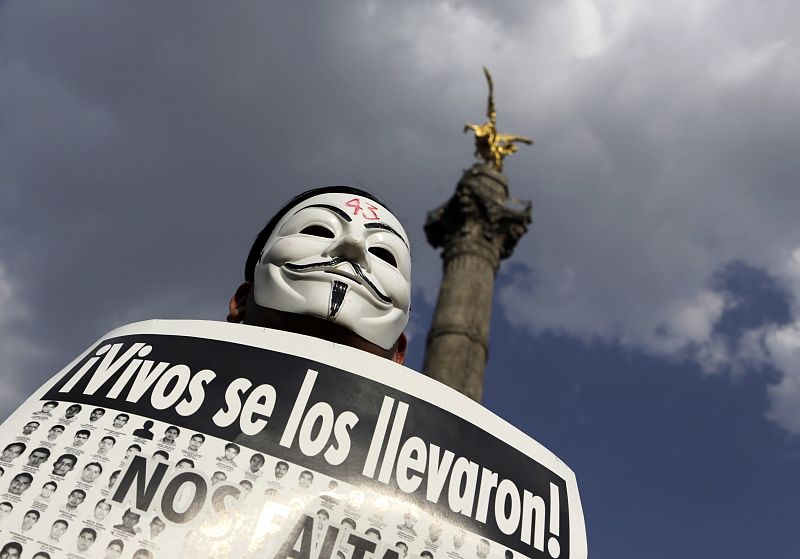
285,257,392,304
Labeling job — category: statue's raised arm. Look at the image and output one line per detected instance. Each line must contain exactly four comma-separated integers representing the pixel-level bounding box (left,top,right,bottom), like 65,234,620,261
463,67,533,173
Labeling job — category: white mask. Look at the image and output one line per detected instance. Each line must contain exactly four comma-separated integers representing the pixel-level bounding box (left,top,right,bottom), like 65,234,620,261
253,192,411,349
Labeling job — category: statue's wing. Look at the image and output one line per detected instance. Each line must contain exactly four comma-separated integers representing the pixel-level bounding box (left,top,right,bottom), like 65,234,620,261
483,66,496,118
497,133,533,145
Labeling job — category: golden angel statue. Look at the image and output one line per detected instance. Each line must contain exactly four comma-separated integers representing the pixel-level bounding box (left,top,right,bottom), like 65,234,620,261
464,67,533,173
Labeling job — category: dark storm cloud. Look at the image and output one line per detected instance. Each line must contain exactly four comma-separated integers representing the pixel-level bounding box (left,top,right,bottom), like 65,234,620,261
1,1,799,431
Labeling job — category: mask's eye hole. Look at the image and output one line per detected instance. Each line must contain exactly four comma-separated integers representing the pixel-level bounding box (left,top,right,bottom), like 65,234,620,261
369,247,397,267
299,225,335,238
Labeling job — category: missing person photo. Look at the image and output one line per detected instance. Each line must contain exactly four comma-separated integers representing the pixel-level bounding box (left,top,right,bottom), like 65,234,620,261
0,542,23,559
47,519,68,545
160,426,180,446
21,422,39,436
20,509,39,533
113,508,141,535
26,447,50,468
38,481,57,501
63,404,82,420
51,453,77,477
1,443,26,463
132,421,155,440
8,472,33,496
96,435,116,456
216,442,240,466
187,433,205,452
75,528,96,554
46,425,65,441
104,539,124,558
63,488,86,512
111,414,129,429
80,462,103,484
94,498,112,521
72,429,91,447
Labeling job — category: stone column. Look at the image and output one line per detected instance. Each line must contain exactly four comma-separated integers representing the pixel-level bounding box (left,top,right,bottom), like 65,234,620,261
423,163,532,401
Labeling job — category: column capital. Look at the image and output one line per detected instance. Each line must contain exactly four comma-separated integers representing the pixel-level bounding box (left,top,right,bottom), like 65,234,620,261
425,163,532,261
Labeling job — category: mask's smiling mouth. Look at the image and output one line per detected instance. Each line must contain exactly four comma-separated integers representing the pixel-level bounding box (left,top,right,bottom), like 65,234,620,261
284,257,392,305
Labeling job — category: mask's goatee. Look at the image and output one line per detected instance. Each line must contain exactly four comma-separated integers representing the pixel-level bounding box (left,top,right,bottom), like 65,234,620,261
328,280,348,319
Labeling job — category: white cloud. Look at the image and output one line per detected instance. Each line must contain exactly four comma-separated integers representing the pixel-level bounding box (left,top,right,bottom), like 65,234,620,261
764,323,800,434
0,1,798,432
0,263,43,417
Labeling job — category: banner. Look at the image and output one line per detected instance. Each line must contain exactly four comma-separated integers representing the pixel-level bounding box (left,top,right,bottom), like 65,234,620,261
0,320,587,559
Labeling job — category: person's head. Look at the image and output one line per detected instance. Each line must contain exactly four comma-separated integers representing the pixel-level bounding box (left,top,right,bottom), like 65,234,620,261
42,401,58,412
67,488,86,507
52,453,77,476
211,471,227,485
421,552,434,559
47,425,65,439
504,550,513,559
81,462,103,483
8,472,32,495
341,517,356,530
402,510,417,528
315,508,329,528
229,187,411,363
65,404,82,418
429,520,442,541
125,444,141,459
21,509,39,530
22,421,39,435
365,527,381,540
41,481,57,497
0,502,12,517
298,470,313,488
395,542,408,558
1,442,25,461
132,549,153,559
238,479,253,497
120,508,140,528
249,453,265,472
176,458,194,469
98,435,116,452
33,552,51,559
73,429,90,445
108,470,121,489
188,433,205,451
223,442,240,460
77,527,97,551
27,446,50,467
112,414,129,428
163,426,180,441
94,499,112,520
476,538,490,558
274,461,288,479
0,542,22,559
90,408,106,421
149,516,166,538
152,450,169,461
105,539,124,558
50,519,68,539
141,420,154,430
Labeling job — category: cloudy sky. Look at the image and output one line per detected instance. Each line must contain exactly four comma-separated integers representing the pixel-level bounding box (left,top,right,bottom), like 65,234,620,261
1,1,798,557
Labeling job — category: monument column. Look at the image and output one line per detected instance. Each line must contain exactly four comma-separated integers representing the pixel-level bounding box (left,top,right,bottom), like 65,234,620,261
423,68,532,402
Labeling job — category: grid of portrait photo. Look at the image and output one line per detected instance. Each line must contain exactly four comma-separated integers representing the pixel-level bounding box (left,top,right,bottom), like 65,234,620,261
0,400,520,559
